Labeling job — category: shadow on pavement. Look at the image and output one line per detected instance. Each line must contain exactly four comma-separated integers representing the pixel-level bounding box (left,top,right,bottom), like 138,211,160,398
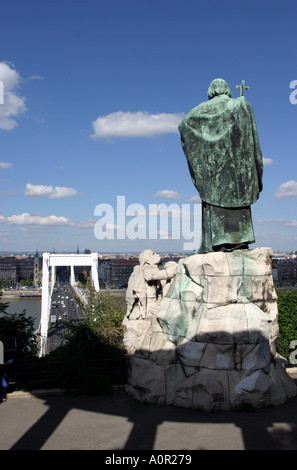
6,384,297,450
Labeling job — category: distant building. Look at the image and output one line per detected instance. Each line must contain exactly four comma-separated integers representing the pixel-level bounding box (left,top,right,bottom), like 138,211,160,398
272,256,297,287
0,258,17,285
34,251,43,286
0,255,35,285
98,253,185,289
272,259,278,283
278,259,297,286
99,258,139,288
17,257,34,280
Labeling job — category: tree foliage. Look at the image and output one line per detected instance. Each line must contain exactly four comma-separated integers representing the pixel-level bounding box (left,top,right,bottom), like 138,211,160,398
44,280,127,393
275,287,297,366
0,300,38,362
44,320,126,394
77,277,126,348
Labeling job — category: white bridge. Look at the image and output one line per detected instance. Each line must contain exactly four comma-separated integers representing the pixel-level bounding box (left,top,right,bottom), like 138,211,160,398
39,253,100,356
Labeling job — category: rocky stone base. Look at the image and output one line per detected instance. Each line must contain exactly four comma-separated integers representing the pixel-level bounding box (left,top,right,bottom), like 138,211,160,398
123,248,297,412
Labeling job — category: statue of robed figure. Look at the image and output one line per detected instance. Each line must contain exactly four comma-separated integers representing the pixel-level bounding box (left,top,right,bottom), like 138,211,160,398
178,78,263,254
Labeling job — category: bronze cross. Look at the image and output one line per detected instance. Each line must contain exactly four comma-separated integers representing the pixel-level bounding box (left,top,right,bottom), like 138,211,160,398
236,80,249,96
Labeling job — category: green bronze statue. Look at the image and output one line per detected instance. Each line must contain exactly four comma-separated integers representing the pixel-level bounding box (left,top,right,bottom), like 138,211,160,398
178,78,263,254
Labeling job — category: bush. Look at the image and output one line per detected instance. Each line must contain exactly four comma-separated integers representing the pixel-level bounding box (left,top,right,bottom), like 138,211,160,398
1,287,127,394
276,287,297,366
43,286,127,394
44,321,126,394
77,280,126,348
0,309,38,362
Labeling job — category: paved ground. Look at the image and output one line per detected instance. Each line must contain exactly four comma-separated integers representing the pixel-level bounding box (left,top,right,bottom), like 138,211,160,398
1,380,297,451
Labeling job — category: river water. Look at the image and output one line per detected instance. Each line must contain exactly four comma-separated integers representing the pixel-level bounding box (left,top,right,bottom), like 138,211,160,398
0,289,125,333
1,297,41,331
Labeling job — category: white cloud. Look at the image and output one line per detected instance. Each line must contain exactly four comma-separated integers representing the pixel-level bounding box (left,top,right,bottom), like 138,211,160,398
25,184,53,198
263,157,274,166
0,62,26,131
76,220,96,228
189,195,201,202
91,111,185,139
256,218,280,224
256,218,288,226
275,180,297,199
0,161,12,169
49,186,78,199
149,205,182,218
25,183,78,199
0,61,20,91
154,189,182,200
0,213,74,226
256,218,297,228
285,220,297,227
27,75,45,81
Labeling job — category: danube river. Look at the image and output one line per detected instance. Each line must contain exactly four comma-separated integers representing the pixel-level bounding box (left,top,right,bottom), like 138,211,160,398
0,288,125,334
1,297,41,331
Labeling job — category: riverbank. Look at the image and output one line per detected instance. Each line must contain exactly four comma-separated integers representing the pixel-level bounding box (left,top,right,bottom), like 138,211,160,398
1,288,125,298
1,289,42,298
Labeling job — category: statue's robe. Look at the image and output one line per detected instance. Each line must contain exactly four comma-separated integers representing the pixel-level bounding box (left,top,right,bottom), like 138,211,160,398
178,95,263,253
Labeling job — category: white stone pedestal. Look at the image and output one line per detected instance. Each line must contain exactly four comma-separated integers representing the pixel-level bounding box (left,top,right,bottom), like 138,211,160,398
123,248,297,412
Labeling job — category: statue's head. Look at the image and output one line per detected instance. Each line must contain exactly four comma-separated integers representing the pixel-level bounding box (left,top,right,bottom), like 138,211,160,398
207,79,232,100
139,250,161,266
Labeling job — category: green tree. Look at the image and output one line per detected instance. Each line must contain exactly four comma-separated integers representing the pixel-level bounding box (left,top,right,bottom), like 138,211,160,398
45,320,126,394
0,278,13,289
77,277,126,348
0,293,9,314
44,279,127,394
276,287,297,366
0,300,38,362
20,278,34,287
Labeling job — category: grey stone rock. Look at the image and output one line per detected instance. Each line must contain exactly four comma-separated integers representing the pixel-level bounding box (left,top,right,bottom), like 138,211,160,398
123,249,296,411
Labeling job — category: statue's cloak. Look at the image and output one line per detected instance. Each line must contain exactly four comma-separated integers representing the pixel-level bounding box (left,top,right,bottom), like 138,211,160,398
178,95,263,208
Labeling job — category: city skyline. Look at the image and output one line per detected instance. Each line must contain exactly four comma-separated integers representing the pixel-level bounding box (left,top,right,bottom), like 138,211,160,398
0,0,296,254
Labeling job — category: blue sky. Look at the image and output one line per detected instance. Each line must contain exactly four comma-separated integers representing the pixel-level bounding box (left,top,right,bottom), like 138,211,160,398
0,0,296,254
